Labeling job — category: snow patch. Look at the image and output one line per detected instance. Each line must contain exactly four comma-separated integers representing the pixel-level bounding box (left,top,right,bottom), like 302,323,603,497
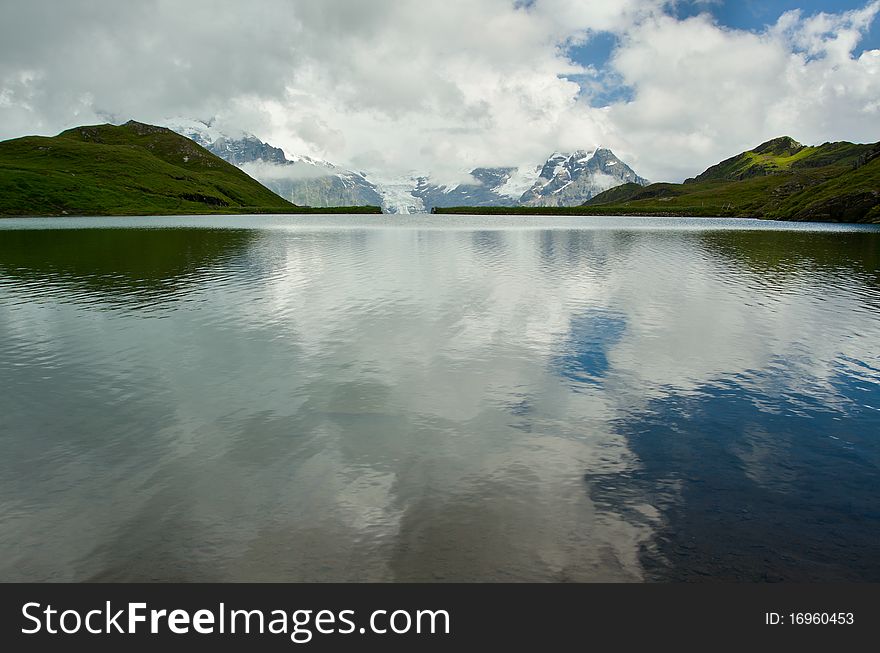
495,165,541,199
287,152,335,169
373,176,426,214
552,181,573,194
162,117,230,145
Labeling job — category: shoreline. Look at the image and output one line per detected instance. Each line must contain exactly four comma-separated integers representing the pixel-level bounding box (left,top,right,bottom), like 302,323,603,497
430,206,880,224
0,205,384,219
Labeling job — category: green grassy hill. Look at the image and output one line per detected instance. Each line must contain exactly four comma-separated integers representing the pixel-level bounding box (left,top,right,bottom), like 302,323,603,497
582,138,879,223
686,136,869,183
0,121,381,216
434,137,880,223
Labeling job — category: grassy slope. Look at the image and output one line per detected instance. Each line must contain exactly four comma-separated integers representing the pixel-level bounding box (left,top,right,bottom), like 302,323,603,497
0,121,381,216
690,137,869,183
770,156,880,223
434,138,880,223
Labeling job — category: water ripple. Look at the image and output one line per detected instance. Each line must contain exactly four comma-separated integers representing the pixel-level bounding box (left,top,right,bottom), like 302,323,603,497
1,216,879,581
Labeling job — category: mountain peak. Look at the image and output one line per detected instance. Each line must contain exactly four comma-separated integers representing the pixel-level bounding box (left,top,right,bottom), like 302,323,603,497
752,136,804,156
122,119,155,129
521,147,648,207
691,136,873,184
162,117,648,212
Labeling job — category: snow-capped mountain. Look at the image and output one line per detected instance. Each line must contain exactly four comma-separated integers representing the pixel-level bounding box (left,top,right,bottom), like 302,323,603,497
164,119,647,212
162,118,383,209
410,149,648,212
411,167,520,211
520,148,648,207
164,118,288,165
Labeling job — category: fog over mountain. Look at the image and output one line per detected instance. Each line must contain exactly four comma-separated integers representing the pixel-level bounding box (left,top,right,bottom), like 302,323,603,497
165,118,649,212
164,118,385,209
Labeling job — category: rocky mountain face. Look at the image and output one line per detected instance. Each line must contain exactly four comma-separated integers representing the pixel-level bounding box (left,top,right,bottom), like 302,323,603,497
520,149,649,207
206,134,288,166
162,118,383,208
164,118,647,212
163,118,281,162
411,167,520,211
412,149,648,212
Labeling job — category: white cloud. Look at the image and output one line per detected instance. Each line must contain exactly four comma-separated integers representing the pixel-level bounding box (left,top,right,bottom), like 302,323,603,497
607,1,880,180
0,0,878,181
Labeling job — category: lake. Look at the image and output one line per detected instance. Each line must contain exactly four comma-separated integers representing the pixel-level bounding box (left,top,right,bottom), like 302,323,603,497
1,214,879,582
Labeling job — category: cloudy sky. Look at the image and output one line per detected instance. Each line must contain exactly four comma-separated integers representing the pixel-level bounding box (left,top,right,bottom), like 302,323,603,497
1,0,878,182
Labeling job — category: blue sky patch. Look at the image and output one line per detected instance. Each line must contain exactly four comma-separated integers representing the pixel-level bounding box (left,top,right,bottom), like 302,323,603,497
564,1,879,75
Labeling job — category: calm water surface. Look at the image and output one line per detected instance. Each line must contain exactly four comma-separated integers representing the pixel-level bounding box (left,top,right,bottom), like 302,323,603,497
1,215,879,582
